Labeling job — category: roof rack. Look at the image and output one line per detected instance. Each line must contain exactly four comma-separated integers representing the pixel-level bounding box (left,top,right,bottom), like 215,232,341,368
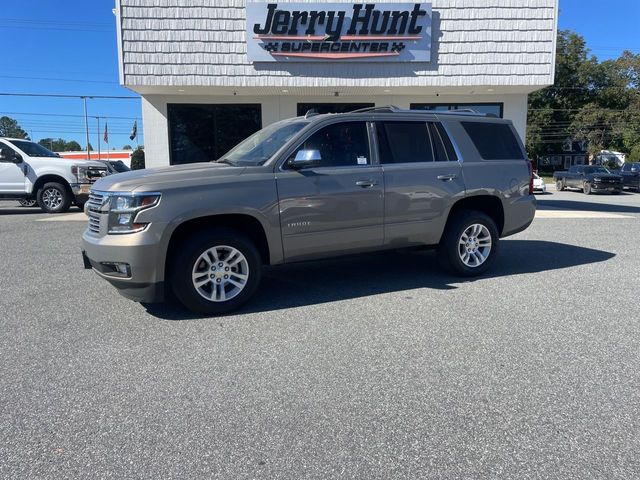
346,105,489,117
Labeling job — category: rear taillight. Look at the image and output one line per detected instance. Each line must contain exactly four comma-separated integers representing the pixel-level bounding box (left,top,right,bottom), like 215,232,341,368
527,160,534,195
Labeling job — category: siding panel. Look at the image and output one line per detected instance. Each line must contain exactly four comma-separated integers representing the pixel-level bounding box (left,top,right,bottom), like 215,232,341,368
119,0,557,88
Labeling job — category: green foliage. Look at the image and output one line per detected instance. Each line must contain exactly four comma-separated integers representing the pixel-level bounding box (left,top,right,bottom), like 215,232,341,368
628,145,640,162
122,144,133,150
37,138,83,152
130,147,145,170
0,116,29,139
527,30,640,162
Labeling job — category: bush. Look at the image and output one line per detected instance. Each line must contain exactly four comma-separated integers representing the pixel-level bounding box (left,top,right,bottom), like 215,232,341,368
628,145,640,162
130,147,145,170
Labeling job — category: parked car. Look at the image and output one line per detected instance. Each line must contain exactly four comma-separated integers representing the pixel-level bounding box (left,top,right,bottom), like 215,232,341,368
17,199,37,207
0,138,109,213
100,160,131,174
532,173,546,193
619,162,640,191
82,107,536,314
553,165,622,194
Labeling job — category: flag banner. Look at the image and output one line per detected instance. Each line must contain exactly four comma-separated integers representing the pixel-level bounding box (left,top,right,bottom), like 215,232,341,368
104,122,109,143
129,121,137,141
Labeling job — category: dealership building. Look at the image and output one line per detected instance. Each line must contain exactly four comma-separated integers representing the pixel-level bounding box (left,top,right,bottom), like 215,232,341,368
114,0,558,168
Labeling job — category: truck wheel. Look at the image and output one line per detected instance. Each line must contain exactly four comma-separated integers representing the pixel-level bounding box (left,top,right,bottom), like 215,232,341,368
169,229,262,315
556,180,564,191
437,210,499,277
18,199,37,207
583,182,591,195
75,200,86,211
37,182,72,213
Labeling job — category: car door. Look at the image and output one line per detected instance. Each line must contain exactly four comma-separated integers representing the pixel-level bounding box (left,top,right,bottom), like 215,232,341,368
377,120,465,246
0,140,26,193
275,120,384,262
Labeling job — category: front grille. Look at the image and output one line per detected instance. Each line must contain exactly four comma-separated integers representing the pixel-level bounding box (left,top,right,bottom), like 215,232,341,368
88,212,101,234
87,191,106,235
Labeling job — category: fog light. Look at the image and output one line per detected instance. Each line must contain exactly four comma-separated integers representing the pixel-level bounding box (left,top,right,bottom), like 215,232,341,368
100,261,131,278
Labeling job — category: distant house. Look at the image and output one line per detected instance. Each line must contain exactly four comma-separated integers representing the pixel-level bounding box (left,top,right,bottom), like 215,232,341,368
537,140,588,172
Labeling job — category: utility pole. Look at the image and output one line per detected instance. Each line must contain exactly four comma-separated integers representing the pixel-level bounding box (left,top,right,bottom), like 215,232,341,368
82,96,92,160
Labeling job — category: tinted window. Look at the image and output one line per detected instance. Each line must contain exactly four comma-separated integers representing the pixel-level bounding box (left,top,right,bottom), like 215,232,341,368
296,103,374,116
294,122,369,168
377,122,433,164
461,122,524,160
168,104,261,165
428,123,448,162
434,122,457,161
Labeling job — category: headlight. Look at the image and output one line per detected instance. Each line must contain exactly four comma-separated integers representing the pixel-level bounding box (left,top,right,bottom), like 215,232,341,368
107,193,161,234
593,177,601,182
71,165,89,183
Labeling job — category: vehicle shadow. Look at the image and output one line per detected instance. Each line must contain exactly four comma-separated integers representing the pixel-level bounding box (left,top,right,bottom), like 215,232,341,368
144,240,615,320
0,206,84,216
537,198,640,214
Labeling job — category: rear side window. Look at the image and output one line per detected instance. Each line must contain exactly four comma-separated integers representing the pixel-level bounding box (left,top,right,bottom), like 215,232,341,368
461,122,524,160
376,122,434,164
434,123,457,161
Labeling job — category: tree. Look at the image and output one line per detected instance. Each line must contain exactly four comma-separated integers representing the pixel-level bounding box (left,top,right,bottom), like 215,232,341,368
38,138,83,152
130,147,145,170
122,144,133,150
86,143,94,151
66,140,82,151
0,116,29,139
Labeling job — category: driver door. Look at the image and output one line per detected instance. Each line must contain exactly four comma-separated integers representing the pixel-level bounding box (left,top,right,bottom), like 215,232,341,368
0,141,26,193
275,120,384,262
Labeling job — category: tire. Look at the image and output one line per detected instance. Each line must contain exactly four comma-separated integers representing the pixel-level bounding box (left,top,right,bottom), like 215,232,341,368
169,228,262,315
18,199,37,208
437,210,499,277
583,182,591,195
75,200,86,211
556,180,564,191
37,182,72,213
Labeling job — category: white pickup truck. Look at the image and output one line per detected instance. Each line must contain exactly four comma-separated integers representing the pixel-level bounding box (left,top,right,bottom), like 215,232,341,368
0,137,109,213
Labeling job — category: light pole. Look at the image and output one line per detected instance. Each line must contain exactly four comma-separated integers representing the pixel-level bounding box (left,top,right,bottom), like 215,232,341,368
95,116,101,161
82,96,92,160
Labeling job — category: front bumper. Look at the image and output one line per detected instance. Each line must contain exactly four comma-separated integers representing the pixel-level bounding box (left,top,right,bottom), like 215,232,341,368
591,182,622,193
82,226,167,303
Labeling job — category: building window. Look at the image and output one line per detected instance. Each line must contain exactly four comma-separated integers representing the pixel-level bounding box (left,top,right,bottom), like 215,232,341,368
168,104,262,165
410,103,504,118
296,103,374,116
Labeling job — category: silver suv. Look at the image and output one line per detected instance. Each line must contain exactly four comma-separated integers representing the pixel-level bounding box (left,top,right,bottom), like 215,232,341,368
82,107,535,314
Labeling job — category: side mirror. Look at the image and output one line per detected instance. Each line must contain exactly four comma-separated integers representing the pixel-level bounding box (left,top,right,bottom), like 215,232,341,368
0,147,21,163
289,149,321,169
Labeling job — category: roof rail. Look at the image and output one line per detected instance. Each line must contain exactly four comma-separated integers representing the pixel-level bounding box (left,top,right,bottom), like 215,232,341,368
304,108,320,119
347,105,401,114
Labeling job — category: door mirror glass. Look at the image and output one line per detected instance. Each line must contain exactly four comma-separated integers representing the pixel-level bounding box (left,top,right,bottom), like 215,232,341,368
289,149,322,169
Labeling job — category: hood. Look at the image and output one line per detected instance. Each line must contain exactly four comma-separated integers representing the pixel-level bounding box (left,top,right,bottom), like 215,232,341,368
587,173,622,181
91,162,247,192
26,156,107,169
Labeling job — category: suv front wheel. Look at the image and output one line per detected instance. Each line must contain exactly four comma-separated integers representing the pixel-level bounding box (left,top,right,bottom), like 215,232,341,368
170,229,262,315
437,210,499,276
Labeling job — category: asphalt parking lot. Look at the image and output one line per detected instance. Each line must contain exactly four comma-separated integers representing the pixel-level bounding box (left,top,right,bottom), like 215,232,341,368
1,189,639,479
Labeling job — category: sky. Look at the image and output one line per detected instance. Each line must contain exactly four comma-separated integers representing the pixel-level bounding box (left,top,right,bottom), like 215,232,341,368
1,0,638,150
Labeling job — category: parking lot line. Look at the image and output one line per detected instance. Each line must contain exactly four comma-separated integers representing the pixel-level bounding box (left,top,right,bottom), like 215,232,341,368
535,210,632,219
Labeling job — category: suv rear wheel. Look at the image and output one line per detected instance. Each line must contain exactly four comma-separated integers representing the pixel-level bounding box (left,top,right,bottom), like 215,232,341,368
37,182,72,213
169,229,262,315
556,180,564,191
437,210,499,276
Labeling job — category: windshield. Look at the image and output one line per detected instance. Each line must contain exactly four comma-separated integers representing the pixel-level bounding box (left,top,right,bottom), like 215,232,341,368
8,140,59,158
220,120,308,166
584,166,610,174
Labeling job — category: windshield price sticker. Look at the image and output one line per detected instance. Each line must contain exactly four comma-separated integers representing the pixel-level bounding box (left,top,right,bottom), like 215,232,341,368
357,156,368,165
246,2,432,62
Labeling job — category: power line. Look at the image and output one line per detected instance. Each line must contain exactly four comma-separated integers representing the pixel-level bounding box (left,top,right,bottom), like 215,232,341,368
0,93,139,99
0,75,118,85
1,111,141,120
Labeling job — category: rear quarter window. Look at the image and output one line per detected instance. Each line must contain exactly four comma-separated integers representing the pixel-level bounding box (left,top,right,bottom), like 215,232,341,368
461,121,524,160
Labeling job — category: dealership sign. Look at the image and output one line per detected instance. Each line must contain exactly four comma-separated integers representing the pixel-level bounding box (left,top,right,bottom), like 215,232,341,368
246,2,432,62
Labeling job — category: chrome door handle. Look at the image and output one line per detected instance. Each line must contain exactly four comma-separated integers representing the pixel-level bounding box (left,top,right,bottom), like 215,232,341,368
437,174,457,182
356,180,378,188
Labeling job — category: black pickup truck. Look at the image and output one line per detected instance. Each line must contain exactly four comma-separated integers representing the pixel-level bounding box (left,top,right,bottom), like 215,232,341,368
619,162,640,191
553,165,623,194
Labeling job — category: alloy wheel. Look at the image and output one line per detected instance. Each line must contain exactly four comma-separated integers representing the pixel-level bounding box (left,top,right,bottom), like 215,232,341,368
191,245,249,302
42,188,63,210
458,223,492,268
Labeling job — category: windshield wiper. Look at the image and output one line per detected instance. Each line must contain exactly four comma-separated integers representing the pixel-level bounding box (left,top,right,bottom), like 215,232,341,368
214,158,237,166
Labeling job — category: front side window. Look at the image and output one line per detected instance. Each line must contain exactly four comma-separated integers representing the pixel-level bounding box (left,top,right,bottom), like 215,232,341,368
461,121,525,160
376,122,433,164
292,122,370,168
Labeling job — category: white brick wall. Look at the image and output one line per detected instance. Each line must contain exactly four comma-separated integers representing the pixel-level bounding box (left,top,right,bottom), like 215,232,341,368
117,0,558,89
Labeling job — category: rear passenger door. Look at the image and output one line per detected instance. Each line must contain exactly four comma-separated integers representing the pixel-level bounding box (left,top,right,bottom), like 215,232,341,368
376,120,465,247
